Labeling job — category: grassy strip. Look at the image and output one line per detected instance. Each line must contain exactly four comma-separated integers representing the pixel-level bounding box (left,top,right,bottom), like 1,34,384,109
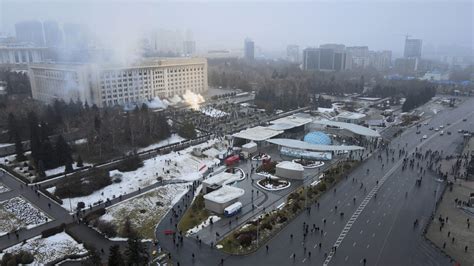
219,160,360,255
177,194,210,234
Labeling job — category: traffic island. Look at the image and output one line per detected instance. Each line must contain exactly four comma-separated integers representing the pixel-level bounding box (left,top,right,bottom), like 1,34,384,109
177,194,210,234
218,160,359,255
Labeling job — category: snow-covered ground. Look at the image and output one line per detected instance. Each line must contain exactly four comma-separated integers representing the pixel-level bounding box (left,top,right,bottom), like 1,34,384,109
100,184,189,239
45,162,92,177
54,139,223,209
137,134,186,152
186,215,221,236
0,182,9,193
0,143,12,148
0,197,50,236
0,232,87,264
200,106,228,118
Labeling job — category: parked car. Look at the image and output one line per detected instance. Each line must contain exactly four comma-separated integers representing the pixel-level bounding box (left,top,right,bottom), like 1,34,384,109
447,131,452,135
422,135,428,139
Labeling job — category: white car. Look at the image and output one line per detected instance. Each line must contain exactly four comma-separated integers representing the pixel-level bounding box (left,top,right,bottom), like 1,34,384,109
435,128,439,131
422,135,428,139
440,125,444,129
440,130,444,136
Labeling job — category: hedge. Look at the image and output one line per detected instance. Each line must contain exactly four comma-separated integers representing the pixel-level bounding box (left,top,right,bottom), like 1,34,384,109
41,223,66,238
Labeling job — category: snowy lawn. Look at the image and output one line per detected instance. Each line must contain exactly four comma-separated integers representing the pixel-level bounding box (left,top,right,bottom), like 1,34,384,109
54,139,223,209
0,197,50,236
200,106,228,118
137,134,186,152
45,162,92,177
0,232,87,264
0,182,10,193
100,184,189,239
186,215,221,236
0,152,36,182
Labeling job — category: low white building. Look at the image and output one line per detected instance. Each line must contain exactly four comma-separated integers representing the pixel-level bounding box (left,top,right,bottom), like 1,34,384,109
242,142,258,154
202,171,241,194
275,161,304,180
203,185,245,214
334,111,366,124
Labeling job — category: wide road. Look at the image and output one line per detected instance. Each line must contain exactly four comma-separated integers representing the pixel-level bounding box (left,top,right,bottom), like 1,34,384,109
156,97,474,266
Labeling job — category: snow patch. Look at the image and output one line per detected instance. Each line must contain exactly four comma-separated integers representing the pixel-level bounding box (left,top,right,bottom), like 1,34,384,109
186,215,221,236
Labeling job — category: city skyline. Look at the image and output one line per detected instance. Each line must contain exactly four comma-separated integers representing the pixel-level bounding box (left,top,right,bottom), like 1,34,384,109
1,0,472,58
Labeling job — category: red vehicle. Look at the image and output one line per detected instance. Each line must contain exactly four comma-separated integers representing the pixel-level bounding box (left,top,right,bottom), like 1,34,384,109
224,155,240,166
163,229,175,235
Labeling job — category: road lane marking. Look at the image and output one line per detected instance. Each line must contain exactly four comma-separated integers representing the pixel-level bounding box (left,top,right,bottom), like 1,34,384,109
366,219,370,223
367,244,370,249
372,233,375,238
353,242,356,247
345,256,349,261
360,230,363,234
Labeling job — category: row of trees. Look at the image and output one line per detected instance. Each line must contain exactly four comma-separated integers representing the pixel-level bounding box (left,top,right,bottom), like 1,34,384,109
401,86,436,112
5,99,173,165
0,69,31,95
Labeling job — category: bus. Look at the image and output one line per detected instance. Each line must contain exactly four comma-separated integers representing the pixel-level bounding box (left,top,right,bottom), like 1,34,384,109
224,202,242,217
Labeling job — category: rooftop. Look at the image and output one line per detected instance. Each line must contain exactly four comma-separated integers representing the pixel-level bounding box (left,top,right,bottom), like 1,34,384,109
203,185,245,204
276,161,305,171
269,115,313,130
335,111,366,120
203,171,241,186
232,126,284,142
267,138,365,151
312,120,381,137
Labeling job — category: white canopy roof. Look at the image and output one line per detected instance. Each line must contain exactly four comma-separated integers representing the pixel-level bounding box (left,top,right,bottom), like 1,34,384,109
276,161,305,172
203,185,245,204
269,115,313,130
312,120,380,137
232,126,284,142
267,138,365,151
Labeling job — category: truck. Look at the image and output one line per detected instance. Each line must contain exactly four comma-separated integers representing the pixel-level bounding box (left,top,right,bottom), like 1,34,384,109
224,202,242,217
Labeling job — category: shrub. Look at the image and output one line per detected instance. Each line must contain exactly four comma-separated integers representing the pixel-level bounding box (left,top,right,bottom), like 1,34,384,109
77,202,85,210
116,154,143,172
95,220,117,238
325,176,335,184
55,168,111,198
41,223,65,238
317,182,327,192
237,233,253,247
291,201,301,214
0,251,34,265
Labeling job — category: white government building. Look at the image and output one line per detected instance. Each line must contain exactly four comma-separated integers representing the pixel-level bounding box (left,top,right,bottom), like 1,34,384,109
28,57,208,107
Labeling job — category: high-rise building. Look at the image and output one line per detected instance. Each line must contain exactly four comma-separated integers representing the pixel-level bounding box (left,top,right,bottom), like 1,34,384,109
303,48,320,70
347,46,370,68
302,46,347,71
63,23,88,49
404,38,422,58
15,20,45,46
28,58,208,107
286,45,299,63
369,50,392,70
43,21,62,47
183,41,196,56
244,38,255,60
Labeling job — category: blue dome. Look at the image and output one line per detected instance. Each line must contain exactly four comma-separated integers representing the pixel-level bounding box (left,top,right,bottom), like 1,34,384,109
304,132,332,145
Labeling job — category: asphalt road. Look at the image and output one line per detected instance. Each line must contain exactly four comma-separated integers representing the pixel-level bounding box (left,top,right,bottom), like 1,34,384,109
156,97,474,266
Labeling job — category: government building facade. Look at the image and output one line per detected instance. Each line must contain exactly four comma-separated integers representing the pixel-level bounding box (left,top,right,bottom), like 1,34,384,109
28,57,208,107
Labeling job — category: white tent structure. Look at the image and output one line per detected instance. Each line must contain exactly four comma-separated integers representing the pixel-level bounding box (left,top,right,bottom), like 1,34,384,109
267,138,365,151
311,120,380,137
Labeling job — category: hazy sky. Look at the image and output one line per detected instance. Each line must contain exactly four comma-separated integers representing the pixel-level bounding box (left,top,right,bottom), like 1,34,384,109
1,0,472,56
